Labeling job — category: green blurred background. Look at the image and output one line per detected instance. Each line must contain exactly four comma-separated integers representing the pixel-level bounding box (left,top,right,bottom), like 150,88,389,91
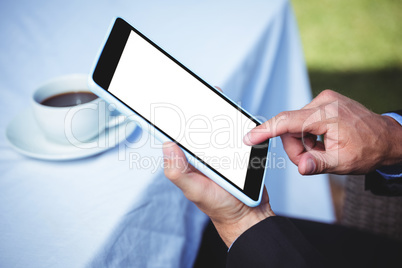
292,0,402,113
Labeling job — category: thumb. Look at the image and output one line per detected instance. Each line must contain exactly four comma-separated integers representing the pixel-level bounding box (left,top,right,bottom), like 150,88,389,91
162,141,196,194
163,142,211,203
298,151,333,175
163,142,189,180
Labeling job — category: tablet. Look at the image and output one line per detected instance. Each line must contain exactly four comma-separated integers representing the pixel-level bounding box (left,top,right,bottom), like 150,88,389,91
89,17,270,207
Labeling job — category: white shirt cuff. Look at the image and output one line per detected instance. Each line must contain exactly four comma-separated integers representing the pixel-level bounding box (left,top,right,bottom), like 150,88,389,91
376,112,402,179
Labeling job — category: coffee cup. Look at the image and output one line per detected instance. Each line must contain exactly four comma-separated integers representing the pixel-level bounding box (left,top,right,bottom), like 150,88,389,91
32,74,113,145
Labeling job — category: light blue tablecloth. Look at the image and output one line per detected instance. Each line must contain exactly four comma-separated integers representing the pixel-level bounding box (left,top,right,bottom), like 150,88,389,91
0,0,334,267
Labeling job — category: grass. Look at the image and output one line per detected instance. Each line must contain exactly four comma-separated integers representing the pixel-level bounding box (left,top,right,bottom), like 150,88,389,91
292,0,402,113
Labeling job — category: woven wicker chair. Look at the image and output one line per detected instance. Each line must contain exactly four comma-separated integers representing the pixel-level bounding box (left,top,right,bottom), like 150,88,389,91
340,175,402,241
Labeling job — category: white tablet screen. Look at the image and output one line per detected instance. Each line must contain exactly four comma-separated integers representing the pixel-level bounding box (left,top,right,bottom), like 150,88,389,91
108,30,256,189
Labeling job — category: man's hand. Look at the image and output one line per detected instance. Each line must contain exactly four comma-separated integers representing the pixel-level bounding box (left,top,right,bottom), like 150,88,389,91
244,90,402,175
163,142,275,247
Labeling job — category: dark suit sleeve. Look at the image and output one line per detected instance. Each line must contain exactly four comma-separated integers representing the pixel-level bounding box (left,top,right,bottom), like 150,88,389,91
365,170,402,196
226,216,329,268
365,110,402,196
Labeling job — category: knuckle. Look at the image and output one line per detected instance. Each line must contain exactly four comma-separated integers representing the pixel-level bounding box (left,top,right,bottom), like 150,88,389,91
272,111,290,134
164,166,182,181
276,111,290,120
318,157,330,172
312,153,331,173
319,89,337,100
275,111,291,126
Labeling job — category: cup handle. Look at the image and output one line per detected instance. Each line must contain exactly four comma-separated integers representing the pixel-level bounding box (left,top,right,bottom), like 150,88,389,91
106,115,125,128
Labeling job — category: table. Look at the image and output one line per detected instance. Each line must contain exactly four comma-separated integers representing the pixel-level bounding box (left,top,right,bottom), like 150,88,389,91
0,0,334,267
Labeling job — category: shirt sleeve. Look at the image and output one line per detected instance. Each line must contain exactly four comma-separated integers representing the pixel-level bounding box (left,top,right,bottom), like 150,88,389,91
376,112,402,180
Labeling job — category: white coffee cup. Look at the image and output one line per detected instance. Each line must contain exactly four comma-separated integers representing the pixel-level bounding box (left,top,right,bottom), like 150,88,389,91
32,74,112,145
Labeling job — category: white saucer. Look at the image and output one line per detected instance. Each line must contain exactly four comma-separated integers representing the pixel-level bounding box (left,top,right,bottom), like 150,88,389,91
6,109,137,161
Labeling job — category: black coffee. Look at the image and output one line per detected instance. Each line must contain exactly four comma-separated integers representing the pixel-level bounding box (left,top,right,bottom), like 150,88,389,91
41,91,98,107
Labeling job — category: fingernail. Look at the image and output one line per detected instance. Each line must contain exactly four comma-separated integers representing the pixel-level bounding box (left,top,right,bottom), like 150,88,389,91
305,158,316,175
243,132,252,145
162,142,175,158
